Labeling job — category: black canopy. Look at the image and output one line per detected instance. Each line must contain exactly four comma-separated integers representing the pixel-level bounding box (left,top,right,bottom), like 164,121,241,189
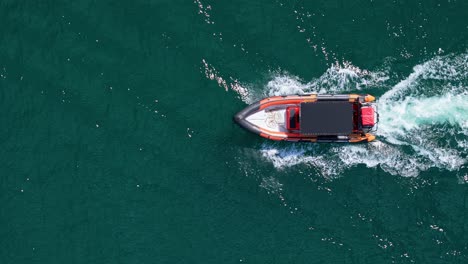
300,102,353,135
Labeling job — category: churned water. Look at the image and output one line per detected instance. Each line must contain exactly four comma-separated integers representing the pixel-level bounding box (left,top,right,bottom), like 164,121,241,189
1,0,467,263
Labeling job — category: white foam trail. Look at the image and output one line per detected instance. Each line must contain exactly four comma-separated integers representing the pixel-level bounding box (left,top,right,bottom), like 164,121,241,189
258,53,468,177
377,92,467,171
264,62,389,98
201,59,250,102
260,145,344,177
260,142,433,178
379,93,468,139
380,53,468,102
202,60,388,104
265,74,308,96
375,53,468,172
338,142,430,177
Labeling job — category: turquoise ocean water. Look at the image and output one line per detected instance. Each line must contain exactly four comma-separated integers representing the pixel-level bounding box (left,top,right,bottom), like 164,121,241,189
1,0,467,263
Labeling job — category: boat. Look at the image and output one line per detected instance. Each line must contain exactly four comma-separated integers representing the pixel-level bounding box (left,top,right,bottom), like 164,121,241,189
234,94,378,143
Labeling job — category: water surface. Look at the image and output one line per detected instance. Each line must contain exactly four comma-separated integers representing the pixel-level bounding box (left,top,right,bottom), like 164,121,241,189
1,0,467,263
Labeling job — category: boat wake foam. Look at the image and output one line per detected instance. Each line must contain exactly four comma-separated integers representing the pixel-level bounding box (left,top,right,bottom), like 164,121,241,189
264,61,389,98
201,59,251,103
256,53,468,178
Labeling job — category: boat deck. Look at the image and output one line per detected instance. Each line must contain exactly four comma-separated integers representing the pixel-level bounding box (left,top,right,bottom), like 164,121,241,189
245,109,289,132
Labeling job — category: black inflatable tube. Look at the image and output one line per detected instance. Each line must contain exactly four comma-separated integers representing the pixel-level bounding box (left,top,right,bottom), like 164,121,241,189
233,100,262,135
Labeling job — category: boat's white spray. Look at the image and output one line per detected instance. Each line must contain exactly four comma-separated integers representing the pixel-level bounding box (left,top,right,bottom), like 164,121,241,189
263,61,389,98
256,53,467,177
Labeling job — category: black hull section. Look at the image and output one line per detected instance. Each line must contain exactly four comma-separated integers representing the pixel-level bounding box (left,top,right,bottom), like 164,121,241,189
233,100,262,135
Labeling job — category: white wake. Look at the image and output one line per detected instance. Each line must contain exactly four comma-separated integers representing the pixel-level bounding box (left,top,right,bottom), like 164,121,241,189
257,53,468,177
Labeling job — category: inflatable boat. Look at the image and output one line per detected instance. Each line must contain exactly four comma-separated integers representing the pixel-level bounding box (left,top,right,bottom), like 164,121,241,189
234,94,378,143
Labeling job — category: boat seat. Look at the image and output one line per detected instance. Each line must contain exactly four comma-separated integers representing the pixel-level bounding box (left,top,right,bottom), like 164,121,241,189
361,107,375,126
286,106,300,130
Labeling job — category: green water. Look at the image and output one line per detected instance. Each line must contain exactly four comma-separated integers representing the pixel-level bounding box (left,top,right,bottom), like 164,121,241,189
1,0,467,263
